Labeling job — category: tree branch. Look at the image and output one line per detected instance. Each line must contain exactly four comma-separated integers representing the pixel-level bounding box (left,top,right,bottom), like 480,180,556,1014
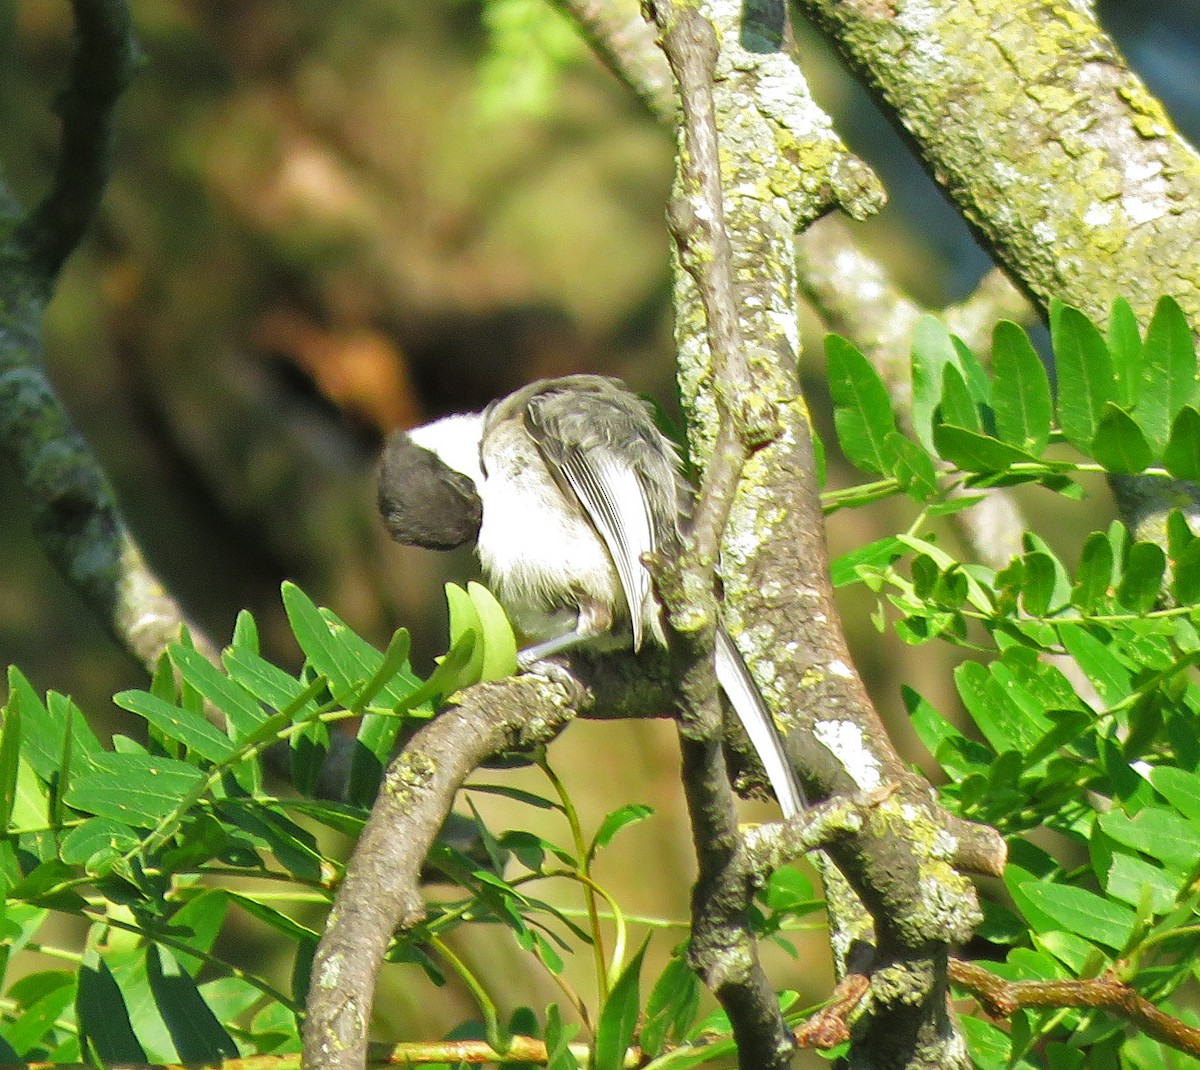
302,675,580,1070
14,0,140,287
650,3,1005,1067
794,0,1200,550
0,0,214,670
949,958,1200,1059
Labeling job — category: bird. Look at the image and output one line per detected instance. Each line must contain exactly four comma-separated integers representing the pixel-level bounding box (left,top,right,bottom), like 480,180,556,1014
378,375,803,817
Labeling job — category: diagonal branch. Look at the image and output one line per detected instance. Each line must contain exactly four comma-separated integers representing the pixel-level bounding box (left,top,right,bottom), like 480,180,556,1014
0,1,213,670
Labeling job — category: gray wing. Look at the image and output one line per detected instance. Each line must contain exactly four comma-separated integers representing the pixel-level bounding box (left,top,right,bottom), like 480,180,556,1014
523,377,683,650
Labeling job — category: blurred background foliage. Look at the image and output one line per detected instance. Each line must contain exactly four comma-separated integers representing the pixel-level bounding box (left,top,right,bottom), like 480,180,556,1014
2,0,1200,1055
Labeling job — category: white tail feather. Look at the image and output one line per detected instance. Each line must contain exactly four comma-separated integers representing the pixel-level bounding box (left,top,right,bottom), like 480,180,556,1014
714,628,804,818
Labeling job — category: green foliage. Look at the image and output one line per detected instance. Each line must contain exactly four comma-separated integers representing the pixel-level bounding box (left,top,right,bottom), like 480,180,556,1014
10,297,1200,1068
2,579,814,1067
827,296,1200,1068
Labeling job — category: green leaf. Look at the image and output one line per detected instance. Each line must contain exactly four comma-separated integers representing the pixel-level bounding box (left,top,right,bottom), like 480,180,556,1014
216,801,323,880
911,315,961,452
587,804,653,862
1107,297,1143,408
1103,851,1180,913
167,890,230,975
955,660,1021,753
1116,541,1166,613
933,425,1042,473
468,581,519,681
65,753,206,829
115,690,238,764
281,582,361,703
991,320,1052,454
169,646,267,740
446,583,487,689
830,537,905,588
640,952,701,1058
230,610,259,653
826,334,897,473
145,945,239,1062
1057,625,1132,706
1162,405,1200,481
77,953,148,1063
592,938,647,1070
7,667,101,783
1149,766,1200,823
1089,403,1153,474
1100,808,1200,874
1072,532,1114,610
0,696,19,831
1051,302,1117,451
222,647,311,713
1015,882,1136,950
1172,537,1200,605
1020,551,1059,617
545,1003,579,1070
885,432,939,500
938,363,982,433
60,818,139,872
4,971,76,1057
227,892,322,946
1138,294,1198,454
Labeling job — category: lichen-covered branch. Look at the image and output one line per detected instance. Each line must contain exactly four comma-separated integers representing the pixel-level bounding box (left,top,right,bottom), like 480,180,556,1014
639,5,798,1061
1,0,214,670
302,676,580,1070
654,3,1004,1067
795,0,1200,547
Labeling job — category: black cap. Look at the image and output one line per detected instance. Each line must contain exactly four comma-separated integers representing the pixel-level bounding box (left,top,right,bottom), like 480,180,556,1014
378,432,483,551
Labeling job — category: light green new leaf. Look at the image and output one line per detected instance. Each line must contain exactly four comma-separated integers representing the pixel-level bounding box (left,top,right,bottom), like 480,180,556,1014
1051,302,1117,451
446,583,487,689
826,334,897,473
991,320,1052,454
1139,294,1198,453
468,581,519,681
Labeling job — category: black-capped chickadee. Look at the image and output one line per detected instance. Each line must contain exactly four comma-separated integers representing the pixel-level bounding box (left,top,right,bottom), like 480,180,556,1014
378,375,803,818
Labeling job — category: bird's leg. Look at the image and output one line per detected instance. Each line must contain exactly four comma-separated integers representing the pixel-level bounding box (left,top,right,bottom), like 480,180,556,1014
516,598,614,669
517,630,589,668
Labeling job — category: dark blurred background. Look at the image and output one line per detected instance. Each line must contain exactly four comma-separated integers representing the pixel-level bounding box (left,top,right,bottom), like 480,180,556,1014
2,0,1198,1054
